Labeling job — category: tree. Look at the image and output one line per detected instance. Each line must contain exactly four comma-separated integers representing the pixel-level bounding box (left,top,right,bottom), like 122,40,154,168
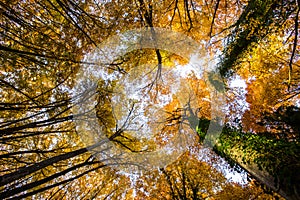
215,1,300,198
1,0,299,199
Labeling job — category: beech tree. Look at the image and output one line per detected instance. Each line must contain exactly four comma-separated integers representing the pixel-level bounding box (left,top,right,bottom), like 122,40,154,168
1,0,299,199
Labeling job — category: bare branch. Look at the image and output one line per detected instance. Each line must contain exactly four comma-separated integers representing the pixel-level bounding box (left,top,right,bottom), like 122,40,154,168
288,0,300,90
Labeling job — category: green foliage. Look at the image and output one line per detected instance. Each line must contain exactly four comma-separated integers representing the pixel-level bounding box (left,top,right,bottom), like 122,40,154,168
214,124,300,196
196,118,210,143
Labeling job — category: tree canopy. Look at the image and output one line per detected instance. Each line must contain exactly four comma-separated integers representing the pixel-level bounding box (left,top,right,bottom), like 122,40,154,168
0,0,299,199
